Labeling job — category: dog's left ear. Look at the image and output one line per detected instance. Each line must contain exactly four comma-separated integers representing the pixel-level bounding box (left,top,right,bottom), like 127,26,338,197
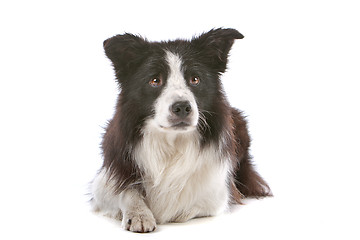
103,33,149,82
192,28,244,73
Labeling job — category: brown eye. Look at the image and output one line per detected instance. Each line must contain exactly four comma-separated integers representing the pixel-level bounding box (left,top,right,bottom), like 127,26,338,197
190,76,200,86
149,77,163,87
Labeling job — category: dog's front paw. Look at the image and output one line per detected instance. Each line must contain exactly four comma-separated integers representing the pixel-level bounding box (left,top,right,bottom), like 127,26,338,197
122,210,157,233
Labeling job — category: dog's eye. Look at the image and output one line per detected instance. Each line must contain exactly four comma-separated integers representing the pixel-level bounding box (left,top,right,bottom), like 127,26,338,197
149,77,163,87
189,76,200,86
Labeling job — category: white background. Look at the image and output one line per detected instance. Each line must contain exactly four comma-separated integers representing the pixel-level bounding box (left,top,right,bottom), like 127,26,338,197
1,0,359,239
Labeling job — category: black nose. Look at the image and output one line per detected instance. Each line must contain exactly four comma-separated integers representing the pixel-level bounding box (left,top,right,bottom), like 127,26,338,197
171,101,192,118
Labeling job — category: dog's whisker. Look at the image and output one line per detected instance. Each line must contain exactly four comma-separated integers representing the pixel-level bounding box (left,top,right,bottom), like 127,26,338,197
196,111,208,131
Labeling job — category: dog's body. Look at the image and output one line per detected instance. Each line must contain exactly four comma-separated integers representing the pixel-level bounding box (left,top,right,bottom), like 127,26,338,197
91,28,271,233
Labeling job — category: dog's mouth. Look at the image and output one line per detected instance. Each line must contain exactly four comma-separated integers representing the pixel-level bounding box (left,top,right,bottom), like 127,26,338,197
159,121,195,131
172,122,190,129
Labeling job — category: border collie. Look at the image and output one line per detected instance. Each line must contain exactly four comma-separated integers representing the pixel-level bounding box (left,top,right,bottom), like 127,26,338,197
91,28,271,233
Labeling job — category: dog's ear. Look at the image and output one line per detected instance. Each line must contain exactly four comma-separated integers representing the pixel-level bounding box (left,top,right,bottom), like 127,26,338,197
192,28,244,73
103,33,149,80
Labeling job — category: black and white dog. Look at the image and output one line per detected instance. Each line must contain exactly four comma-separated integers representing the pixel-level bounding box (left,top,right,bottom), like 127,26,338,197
91,28,271,233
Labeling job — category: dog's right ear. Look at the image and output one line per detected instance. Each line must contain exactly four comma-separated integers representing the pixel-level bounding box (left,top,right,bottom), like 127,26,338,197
103,34,148,80
191,28,244,74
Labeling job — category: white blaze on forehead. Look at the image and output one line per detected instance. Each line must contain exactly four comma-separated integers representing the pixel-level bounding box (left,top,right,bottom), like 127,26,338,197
148,51,199,131
165,51,187,91
164,51,196,102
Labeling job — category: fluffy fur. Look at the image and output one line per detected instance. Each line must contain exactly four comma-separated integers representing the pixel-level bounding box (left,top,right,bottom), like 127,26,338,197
91,28,272,233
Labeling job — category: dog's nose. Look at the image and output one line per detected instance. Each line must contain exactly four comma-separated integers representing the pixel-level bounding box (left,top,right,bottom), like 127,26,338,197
171,101,192,118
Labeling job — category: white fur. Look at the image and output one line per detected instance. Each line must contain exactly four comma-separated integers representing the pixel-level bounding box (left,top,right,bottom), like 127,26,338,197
151,51,199,131
135,125,231,223
92,170,157,232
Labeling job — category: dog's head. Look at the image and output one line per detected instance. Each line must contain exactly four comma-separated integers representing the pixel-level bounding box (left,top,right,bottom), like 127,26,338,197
103,28,243,134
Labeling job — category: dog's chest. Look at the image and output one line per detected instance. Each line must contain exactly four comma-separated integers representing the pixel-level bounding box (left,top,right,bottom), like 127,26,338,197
134,132,230,223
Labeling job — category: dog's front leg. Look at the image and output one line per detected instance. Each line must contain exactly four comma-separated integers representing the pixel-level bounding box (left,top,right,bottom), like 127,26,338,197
119,188,157,233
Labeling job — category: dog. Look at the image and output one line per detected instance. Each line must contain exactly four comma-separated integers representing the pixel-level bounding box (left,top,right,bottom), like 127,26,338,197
91,28,271,233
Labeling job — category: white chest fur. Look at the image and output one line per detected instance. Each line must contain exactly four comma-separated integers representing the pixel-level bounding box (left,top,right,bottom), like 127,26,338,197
134,129,230,224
